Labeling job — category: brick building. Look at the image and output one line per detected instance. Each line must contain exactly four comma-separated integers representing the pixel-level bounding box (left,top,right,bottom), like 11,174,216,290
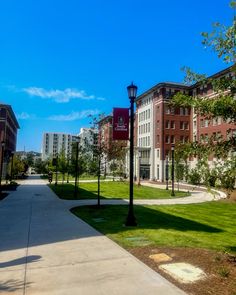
0,104,20,177
136,82,191,181
135,65,235,181
98,115,128,176
98,66,235,182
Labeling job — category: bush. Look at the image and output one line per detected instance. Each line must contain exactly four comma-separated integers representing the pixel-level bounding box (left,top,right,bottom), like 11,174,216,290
188,168,201,185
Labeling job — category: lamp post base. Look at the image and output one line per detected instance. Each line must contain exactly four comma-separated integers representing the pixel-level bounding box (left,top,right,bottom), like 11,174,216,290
125,210,137,226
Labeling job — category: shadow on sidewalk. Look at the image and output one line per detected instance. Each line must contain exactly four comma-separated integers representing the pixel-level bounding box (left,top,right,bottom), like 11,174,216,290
0,255,41,268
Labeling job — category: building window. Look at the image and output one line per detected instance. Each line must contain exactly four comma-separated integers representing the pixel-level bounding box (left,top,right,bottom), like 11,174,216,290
180,107,184,115
180,121,184,130
171,121,175,129
171,135,175,144
185,122,189,130
165,106,171,114
165,120,170,129
165,135,170,143
200,119,204,128
185,136,189,142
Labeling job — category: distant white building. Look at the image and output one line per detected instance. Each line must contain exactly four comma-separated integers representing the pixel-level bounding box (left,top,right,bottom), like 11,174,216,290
78,128,98,150
41,132,77,161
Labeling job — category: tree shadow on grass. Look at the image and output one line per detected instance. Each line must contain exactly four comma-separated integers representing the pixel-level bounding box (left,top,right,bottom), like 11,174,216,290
51,183,121,200
226,246,236,253
49,184,100,200
71,205,222,234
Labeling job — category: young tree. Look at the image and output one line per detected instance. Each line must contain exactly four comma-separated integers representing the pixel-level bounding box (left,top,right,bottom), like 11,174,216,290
171,1,236,192
58,149,67,184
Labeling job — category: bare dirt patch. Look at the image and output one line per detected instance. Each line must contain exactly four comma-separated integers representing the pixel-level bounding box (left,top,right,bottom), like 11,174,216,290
129,247,236,295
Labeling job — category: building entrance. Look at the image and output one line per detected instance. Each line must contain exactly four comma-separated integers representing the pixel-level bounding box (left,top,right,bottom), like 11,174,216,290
140,165,150,180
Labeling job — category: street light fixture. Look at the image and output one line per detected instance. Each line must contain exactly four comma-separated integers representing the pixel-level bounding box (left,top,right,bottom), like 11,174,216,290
0,141,5,192
125,82,137,226
171,145,175,197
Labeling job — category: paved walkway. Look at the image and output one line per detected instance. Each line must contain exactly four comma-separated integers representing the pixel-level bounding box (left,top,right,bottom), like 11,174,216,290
62,180,226,210
0,176,187,295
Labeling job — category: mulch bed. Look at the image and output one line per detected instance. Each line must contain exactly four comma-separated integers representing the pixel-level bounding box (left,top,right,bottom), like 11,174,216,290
129,246,236,295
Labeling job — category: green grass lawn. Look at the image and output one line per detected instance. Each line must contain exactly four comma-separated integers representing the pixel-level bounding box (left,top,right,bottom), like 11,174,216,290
71,202,236,254
47,173,106,181
49,181,189,200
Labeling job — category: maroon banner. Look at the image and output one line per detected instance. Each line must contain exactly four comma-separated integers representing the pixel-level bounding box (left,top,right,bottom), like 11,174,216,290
113,108,129,140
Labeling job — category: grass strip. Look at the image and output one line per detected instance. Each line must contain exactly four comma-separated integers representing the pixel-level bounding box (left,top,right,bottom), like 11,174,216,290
49,181,189,200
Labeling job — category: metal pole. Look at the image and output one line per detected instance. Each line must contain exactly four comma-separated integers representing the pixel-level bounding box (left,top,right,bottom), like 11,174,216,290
55,154,58,185
171,147,175,196
97,144,101,207
67,154,70,183
74,141,79,197
125,96,137,226
166,156,169,190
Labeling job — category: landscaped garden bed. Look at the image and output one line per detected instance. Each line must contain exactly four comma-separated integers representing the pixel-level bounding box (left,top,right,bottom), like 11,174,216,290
1,181,19,191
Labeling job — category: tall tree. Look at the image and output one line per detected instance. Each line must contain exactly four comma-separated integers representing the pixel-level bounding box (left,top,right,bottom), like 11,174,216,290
171,1,236,192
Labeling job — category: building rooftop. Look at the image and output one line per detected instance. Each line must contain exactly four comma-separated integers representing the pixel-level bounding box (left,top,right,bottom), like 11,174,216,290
0,103,20,129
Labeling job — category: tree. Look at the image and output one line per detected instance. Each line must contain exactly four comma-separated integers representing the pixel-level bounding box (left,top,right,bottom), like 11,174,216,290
10,155,25,178
171,1,236,192
58,149,67,184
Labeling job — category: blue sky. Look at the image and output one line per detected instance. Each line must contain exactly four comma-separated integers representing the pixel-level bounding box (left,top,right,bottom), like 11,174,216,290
0,0,233,152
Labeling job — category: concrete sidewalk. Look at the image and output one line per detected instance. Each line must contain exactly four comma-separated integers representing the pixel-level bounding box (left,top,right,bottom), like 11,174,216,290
0,176,186,295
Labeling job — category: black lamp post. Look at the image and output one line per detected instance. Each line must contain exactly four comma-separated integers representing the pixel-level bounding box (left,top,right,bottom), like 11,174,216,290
74,136,80,197
171,145,175,197
125,82,137,226
165,155,169,190
97,140,101,208
55,153,59,186
67,152,70,183
0,141,5,192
